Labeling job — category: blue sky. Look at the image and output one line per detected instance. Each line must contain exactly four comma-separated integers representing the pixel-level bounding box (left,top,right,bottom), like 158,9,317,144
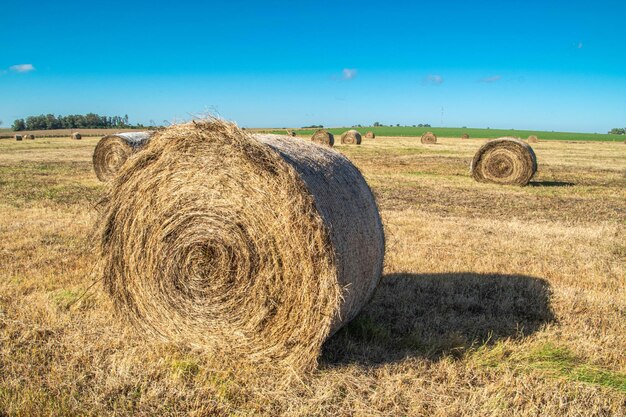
1,0,625,131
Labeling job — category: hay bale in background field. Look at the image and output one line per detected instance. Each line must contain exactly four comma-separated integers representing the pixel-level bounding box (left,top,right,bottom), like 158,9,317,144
286,129,296,137
72,132,82,140
24,134,35,140
471,137,537,186
93,132,152,182
341,129,362,145
311,129,334,147
97,119,385,371
462,133,470,139
528,135,539,143
366,131,376,139
421,131,437,144
14,135,23,141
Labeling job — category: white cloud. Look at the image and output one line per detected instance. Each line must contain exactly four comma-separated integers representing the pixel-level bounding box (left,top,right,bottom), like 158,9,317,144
479,75,502,83
342,68,357,80
9,64,35,73
423,74,444,85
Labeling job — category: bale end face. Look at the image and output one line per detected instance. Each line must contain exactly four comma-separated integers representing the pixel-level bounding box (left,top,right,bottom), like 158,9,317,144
14,135,23,141
365,131,376,139
311,129,334,147
93,132,152,182
421,132,437,144
340,130,362,145
72,132,82,140
97,120,384,372
471,137,537,186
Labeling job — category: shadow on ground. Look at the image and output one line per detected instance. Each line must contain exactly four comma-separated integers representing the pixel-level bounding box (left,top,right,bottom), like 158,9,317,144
322,272,555,366
530,181,574,187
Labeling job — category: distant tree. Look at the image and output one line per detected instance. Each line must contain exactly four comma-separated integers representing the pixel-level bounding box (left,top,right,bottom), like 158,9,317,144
396,123,400,127
424,124,431,127
373,122,381,127
417,124,423,127
609,127,625,135
12,119,25,131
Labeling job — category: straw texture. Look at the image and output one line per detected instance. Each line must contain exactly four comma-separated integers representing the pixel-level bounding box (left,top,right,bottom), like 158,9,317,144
311,129,334,147
341,130,362,145
97,120,385,371
93,132,152,182
471,137,537,186
421,132,437,144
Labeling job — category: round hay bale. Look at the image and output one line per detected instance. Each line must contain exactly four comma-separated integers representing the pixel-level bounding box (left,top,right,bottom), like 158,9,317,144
93,132,152,182
310,129,334,147
14,134,23,141
421,131,437,144
461,133,470,139
72,132,82,140
97,120,385,371
471,137,537,186
286,129,296,137
340,129,362,145
528,135,539,143
24,134,35,140
365,131,376,139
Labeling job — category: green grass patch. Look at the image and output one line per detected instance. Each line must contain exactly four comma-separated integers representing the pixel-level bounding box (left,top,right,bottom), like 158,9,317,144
266,126,625,142
474,342,626,391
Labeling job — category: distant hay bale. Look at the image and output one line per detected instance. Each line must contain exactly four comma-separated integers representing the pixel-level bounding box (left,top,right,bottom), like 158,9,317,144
286,129,296,137
311,129,334,147
365,131,375,139
93,132,152,182
14,134,23,141
528,135,539,143
340,129,362,145
471,137,537,186
24,134,35,140
97,119,385,372
462,133,470,139
72,132,82,140
421,131,437,144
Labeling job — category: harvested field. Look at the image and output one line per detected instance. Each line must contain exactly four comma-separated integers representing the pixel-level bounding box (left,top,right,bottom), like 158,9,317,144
0,134,625,416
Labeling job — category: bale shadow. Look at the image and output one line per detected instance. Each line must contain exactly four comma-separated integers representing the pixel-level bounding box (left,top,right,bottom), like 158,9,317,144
529,181,574,187
321,273,554,366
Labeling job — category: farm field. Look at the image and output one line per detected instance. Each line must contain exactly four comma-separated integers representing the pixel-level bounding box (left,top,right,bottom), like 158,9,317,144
0,135,625,416
263,126,626,142
0,128,149,139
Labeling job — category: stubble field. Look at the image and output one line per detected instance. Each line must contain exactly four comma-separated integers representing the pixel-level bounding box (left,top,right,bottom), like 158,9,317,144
0,134,624,416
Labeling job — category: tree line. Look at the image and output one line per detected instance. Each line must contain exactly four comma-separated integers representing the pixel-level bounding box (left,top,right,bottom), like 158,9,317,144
12,113,146,131
608,127,625,135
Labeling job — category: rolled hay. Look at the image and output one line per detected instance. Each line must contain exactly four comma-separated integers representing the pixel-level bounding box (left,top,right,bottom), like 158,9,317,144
461,133,470,139
286,129,296,137
97,119,385,371
72,132,82,140
93,132,153,182
24,134,35,140
365,131,376,139
471,137,537,186
14,134,23,141
310,129,334,147
340,129,362,145
421,131,437,144
528,135,539,143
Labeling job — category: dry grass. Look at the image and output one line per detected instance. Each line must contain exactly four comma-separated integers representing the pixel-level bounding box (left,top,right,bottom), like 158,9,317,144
1,135,625,416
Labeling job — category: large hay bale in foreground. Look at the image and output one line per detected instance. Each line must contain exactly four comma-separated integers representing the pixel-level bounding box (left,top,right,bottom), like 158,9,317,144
341,129,362,145
97,120,385,371
528,135,539,143
311,129,334,147
365,131,375,139
14,134,23,141
93,132,152,182
421,131,437,144
72,132,82,140
471,137,537,186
